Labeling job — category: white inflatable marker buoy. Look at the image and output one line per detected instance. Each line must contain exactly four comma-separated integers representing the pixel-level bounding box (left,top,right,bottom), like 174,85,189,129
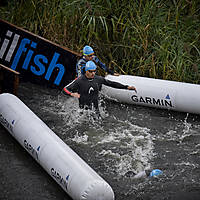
103,75,200,115
0,93,114,200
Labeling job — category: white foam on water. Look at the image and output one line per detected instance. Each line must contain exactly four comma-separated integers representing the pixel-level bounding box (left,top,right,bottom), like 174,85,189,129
69,116,155,176
154,113,200,144
175,161,199,168
70,131,89,144
190,143,200,155
179,114,193,142
55,95,108,128
100,122,155,175
38,94,156,177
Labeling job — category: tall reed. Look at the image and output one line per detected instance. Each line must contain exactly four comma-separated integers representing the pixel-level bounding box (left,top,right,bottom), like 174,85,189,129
1,0,200,83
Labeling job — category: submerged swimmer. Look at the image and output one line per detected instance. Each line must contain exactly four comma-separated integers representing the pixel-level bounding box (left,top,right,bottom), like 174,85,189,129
125,169,163,179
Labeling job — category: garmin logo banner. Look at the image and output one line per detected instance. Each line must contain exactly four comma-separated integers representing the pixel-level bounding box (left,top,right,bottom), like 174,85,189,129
131,94,173,108
0,19,77,88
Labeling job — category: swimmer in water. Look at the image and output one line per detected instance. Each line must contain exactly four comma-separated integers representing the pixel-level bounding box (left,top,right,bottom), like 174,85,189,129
125,169,163,179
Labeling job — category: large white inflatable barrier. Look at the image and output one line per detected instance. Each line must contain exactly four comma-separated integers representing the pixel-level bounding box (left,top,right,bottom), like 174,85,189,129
0,93,114,200
103,75,200,115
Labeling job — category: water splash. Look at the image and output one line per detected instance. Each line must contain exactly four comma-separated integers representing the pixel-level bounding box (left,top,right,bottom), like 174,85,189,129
69,115,155,177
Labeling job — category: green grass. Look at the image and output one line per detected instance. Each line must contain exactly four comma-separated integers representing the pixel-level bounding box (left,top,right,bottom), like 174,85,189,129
1,0,200,83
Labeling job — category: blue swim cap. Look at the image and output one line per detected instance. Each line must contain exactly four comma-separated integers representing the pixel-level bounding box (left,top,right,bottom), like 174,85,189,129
83,45,94,56
85,61,97,71
150,169,163,177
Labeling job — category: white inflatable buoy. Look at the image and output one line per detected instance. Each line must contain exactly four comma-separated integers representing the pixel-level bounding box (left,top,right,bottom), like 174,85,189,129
0,93,114,200
103,75,200,115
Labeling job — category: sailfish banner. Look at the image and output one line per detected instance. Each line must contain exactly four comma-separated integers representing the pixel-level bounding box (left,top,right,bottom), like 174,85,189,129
0,19,78,88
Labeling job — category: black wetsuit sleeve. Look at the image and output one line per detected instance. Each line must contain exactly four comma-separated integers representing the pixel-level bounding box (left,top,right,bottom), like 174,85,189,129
93,56,114,75
62,79,79,95
101,77,128,89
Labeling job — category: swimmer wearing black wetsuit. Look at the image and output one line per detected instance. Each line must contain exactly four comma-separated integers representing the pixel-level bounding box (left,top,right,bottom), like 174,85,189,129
63,61,137,111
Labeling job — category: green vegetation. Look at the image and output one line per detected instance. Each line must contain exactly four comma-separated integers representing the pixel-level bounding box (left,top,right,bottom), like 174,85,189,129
1,0,200,83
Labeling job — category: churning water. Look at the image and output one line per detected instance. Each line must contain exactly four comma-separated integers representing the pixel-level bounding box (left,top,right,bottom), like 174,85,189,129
0,82,200,200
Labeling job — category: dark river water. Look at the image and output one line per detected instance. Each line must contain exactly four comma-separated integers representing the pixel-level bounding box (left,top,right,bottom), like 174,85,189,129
0,82,200,200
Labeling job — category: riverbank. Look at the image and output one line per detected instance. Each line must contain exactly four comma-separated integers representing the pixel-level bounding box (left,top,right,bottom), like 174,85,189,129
1,0,200,83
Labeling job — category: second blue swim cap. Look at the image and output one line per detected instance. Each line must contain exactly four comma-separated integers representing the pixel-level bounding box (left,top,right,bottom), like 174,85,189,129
150,169,163,177
85,61,97,71
83,45,94,56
